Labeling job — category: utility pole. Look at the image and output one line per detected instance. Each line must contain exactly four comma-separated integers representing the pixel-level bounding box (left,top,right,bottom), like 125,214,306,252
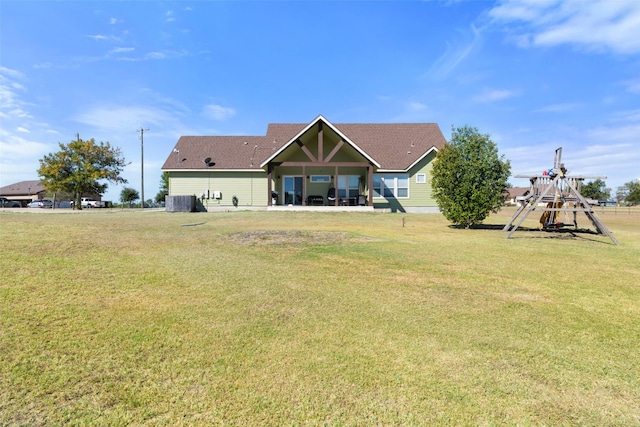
138,128,149,208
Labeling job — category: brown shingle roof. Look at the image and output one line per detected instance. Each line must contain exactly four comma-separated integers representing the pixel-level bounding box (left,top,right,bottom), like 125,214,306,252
0,180,45,196
331,123,445,170
506,187,531,199
162,118,446,172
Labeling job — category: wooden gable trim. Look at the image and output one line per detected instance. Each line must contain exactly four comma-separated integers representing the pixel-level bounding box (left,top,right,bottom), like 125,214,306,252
323,139,344,163
260,115,381,168
278,161,370,167
296,139,318,162
318,121,323,161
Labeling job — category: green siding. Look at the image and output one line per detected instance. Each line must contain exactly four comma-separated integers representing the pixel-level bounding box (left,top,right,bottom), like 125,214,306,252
169,171,268,207
405,151,438,207
372,151,438,210
166,142,439,211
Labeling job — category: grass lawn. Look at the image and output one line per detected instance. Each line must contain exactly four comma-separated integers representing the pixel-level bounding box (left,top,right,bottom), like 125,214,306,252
1,207,639,426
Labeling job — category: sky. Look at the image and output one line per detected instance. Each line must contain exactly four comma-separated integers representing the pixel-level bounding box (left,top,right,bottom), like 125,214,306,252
1,0,639,203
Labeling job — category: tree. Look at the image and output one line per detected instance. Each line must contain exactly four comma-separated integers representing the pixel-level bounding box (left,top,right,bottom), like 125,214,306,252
431,125,511,228
628,181,640,205
120,187,140,208
582,179,610,201
155,171,169,203
38,138,127,209
617,180,640,205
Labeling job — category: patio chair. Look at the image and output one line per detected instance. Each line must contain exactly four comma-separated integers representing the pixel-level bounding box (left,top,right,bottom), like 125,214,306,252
327,187,336,205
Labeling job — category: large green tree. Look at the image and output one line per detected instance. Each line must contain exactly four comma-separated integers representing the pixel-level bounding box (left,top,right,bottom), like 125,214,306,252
38,138,128,209
581,179,611,201
616,180,640,205
431,125,511,228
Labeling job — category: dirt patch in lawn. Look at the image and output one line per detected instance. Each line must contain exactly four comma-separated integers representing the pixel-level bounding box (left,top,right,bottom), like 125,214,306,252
229,230,373,246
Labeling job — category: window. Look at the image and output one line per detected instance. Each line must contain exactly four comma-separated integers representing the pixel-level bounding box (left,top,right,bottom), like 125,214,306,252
337,175,360,199
310,175,330,183
397,175,408,197
416,173,426,184
373,175,382,197
373,174,409,198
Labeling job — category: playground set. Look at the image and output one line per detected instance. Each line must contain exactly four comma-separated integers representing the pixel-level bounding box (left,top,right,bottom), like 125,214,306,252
504,147,618,245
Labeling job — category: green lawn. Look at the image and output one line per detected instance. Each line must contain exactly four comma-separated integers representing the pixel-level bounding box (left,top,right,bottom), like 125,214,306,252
1,208,639,426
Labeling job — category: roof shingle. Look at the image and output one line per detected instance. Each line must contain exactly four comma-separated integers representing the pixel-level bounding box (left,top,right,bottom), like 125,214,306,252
162,120,446,171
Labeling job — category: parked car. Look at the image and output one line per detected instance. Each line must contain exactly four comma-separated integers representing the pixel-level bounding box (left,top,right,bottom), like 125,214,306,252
0,197,21,207
70,197,107,208
27,199,53,208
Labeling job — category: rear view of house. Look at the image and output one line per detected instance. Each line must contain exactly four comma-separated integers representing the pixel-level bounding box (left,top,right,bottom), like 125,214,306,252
161,115,446,212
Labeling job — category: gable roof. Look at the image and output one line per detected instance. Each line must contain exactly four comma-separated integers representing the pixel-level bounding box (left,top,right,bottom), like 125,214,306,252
505,187,531,199
329,122,444,171
260,115,380,168
162,116,446,172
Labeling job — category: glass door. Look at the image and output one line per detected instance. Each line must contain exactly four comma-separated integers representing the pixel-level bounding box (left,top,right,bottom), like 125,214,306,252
283,176,303,205
337,175,360,204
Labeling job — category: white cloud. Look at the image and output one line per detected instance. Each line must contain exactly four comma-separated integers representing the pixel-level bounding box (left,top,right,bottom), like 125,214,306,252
114,50,188,62
622,78,640,94
110,47,135,54
505,108,640,190
534,103,582,113
488,0,640,55
472,88,518,103
609,109,640,123
0,129,54,187
33,62,54,70
408,101,427,112
145,52,166,60
426,24,482,80
74,105,179,131
87,34,123,43
202,104,236,121
0,68,67,188
0,67,31,120
0,66,25,79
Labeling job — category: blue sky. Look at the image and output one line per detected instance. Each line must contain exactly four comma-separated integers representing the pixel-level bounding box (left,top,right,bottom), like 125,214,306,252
1,0,639,203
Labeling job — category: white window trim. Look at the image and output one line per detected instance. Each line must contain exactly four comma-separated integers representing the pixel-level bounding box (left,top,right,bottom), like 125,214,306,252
373,173,410,199
416,173,426,184
310,175,331,183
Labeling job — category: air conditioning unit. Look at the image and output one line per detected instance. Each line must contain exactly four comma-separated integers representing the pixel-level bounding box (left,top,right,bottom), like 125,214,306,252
213,191,222,199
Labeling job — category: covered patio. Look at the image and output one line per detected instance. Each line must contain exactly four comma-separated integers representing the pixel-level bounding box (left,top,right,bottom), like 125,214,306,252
262,119,379,208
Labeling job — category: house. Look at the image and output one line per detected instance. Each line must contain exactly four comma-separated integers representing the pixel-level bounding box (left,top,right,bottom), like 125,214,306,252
161,115,447,213
0,180,107,208
0,180,47,206
504,187,531,206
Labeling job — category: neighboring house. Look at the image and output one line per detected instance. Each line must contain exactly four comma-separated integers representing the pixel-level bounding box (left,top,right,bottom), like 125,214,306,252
0,180,47,206
504,187,531,206
161,115,447,213
0,180,105,208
